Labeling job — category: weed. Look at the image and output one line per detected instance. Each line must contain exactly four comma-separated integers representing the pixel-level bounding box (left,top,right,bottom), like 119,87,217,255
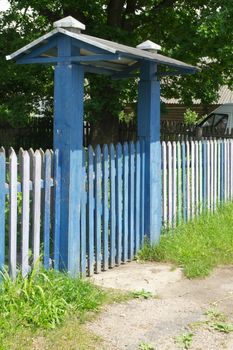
138,202,233,278
0,266,106,349
175,332,194,349
138,341,155,350
211,322,233,333
131,289,153,299
205,309,227,322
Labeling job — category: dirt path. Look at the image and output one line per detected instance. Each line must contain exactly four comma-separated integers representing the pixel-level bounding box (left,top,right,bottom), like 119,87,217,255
87,262,233,350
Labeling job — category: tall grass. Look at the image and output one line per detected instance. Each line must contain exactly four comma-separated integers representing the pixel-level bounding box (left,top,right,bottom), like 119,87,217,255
138,202,233,278
0,264,106,349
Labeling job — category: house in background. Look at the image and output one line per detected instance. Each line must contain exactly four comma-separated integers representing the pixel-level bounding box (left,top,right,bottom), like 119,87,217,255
161,85,233,122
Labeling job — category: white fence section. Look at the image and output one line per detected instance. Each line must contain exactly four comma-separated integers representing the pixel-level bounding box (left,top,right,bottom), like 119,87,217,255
162,139,233,228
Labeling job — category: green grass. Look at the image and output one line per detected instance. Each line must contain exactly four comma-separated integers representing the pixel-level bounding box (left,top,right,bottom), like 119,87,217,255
138,202,233,278
0,265,107,350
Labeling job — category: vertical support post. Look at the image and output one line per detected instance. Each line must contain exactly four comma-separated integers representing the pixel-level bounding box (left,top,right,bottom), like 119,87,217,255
137,62,161,244
53,35,84,275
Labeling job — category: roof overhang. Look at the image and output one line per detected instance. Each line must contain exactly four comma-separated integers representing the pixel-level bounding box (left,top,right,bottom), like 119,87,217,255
6,26,199,78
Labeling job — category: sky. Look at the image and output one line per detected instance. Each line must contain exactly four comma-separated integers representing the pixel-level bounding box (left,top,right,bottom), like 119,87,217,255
0,0,10,11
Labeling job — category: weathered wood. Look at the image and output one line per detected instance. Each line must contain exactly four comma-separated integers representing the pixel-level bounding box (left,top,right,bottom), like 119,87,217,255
140,140,145,246
9,148,17,279
195,141,199,215
220,141,224,202
122,142,129,262
224,140,228,203
172,141,177,226
202,141,207,211
198,141,202,213
213,141,217,210
102,144,109,270
81,149,87,276
191,141,195,218
177,142,182,224
110,144,116,267
87,146,94,276
32,150,42,266
206,141,210,210
21,151,30,276
94,145,102,273
186,141,190,220
162,141,167,227
116,143,123,265
181,142,187,222
167,142,172,228
135,141,141,253
217,141,221,204
43,150,52,269
53,149,61,270
210,140,214,211
0,151,6,271
129,142,135,260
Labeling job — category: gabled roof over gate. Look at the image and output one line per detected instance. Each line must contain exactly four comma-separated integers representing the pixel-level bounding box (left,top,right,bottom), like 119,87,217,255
6,16,199,77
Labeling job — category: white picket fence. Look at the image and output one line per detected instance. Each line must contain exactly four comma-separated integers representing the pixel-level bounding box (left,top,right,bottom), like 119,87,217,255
0,147,57,278
162,139,233,228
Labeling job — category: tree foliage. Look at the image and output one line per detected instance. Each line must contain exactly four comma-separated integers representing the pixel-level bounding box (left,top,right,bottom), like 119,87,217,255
0,0,232,127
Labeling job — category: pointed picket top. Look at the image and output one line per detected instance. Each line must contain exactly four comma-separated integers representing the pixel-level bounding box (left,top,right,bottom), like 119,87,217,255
102,144,109,157
9,147,17,159
18,147,24,177
53,16,86,32
0,146,5,156
136,40,161,53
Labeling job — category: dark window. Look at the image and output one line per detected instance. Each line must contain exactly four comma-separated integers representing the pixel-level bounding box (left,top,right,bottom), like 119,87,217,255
199,113,228,132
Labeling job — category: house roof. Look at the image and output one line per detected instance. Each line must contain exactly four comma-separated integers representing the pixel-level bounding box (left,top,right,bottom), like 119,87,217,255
6,17,198,75
162,85,233,105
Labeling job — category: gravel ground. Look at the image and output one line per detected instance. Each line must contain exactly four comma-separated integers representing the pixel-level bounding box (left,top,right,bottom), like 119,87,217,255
87,262,233,350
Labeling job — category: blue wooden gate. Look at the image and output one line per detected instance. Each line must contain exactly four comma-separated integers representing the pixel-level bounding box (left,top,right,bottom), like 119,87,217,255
80,140,145,276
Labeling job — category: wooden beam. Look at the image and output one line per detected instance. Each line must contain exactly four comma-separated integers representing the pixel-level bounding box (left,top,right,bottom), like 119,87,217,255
71,37,114,55
157,68,197,77
83,65,115,75
17,53,120,65
25,38,58,59
111,62,140,79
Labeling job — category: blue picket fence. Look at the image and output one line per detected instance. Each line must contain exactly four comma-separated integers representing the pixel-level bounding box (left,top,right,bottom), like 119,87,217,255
0,141,146,277
0,139,232,278
81,141,145,276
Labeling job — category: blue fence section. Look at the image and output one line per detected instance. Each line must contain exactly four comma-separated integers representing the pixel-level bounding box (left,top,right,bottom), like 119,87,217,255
0,139,232,278
83,140,146,276
0,140,146,277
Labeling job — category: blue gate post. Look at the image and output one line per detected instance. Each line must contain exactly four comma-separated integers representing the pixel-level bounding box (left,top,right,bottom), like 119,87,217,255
137,61,161,244
54,35,84,275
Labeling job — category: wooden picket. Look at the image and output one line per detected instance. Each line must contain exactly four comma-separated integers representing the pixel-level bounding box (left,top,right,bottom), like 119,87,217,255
9,148,17,279
21,150,30,276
